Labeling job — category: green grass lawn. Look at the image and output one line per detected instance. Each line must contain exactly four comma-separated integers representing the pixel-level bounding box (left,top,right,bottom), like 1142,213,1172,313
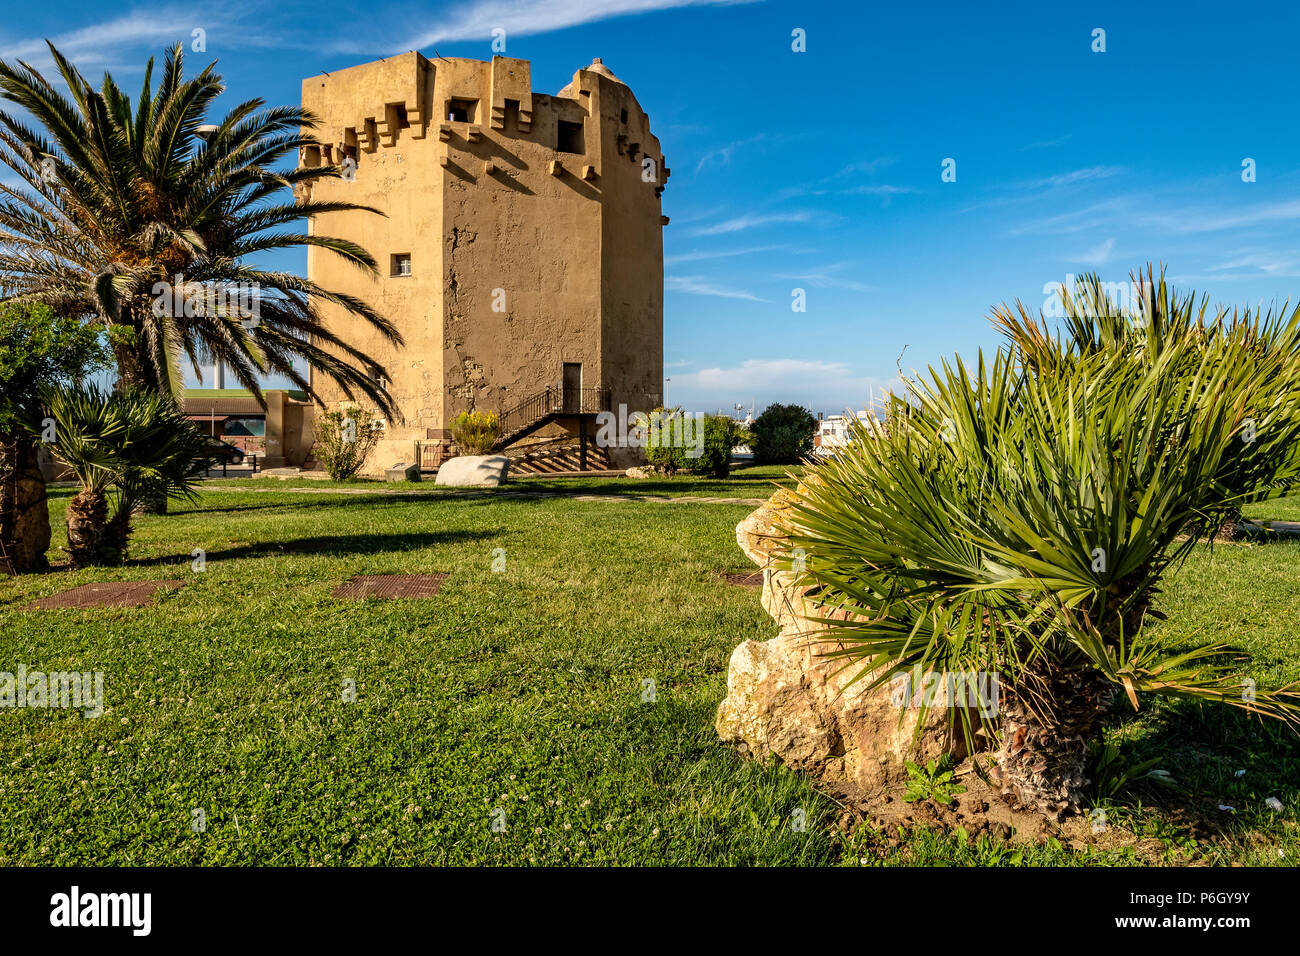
2,477,1299,866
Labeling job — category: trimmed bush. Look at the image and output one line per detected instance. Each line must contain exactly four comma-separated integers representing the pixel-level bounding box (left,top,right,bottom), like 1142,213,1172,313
751,403,816,464
450,410,501,455
690,415,740,478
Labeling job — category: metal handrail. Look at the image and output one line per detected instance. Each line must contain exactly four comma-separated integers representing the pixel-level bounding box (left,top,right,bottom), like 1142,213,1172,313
498,384,610,444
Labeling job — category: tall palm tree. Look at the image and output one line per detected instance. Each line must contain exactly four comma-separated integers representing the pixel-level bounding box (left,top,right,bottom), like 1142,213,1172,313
0,42,400,413
782,275,1300,817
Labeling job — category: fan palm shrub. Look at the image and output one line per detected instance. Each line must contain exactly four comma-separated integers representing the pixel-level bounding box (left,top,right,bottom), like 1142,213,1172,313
36,385,209,566
995,264,1300,533
0,43,400,412
780,277,1300,817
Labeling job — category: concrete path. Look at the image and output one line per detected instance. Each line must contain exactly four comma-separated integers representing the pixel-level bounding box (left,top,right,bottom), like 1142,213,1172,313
199,484,768,507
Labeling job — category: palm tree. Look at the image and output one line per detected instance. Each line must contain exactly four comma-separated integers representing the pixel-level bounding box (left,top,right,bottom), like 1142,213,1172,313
782,276,1300,817
39,384,209,566
0,42,400,413
994,265,1300,536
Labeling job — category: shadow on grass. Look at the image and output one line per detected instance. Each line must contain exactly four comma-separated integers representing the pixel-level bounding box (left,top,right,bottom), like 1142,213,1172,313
127,529,501,566
1101,701,1300,839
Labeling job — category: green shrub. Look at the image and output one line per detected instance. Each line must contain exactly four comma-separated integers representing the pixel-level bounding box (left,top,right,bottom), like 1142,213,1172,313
643,407,689,474
314,405,383,480
450,410,501,455
689,415,740,478
642,409,740,478
751,403,816,464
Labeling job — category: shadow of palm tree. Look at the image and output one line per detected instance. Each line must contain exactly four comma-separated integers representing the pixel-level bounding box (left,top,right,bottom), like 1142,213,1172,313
1099,700,1300,838
125,529,501,566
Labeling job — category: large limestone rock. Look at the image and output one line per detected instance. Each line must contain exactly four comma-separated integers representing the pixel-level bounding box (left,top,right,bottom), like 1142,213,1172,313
716,488,961,792
435,455,511,488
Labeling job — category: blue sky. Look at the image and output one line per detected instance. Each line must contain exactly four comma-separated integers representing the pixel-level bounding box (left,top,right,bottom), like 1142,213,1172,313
4,0,1300,415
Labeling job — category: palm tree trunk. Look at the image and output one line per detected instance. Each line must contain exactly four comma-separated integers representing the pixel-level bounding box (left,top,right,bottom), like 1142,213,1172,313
65,487,109,568
0,434,51,574
994,660,1109,819
112,329,170,515
104,500,134,563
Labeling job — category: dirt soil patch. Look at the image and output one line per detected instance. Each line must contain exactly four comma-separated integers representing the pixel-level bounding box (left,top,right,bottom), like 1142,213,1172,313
819,760,1212,862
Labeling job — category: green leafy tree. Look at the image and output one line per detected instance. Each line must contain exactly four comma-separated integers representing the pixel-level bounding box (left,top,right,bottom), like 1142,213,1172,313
782,272,1300,817
0,303,110,573
0,43,400,412
751,403,816,464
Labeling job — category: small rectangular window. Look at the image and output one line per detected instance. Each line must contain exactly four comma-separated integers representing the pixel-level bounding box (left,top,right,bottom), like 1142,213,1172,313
557,119,584,154
391,253,412,277
620,108,628,124
447,98,477,123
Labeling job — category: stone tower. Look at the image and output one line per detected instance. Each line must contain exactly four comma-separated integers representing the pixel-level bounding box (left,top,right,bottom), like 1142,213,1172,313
299,53,668,470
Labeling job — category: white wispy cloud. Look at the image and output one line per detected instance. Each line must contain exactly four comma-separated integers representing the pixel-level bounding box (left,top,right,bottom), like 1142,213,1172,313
1141,199,1300,234
1210,251,1300,275
842,183,917,206
694,134,765,173
672,358,897,413
1019,134,1073,151
0,7,218,76
664,244,786,265
778,260,873,292
395,0,757,55
666,275,765,301
777,157,905,200
691,211,812,236
834,157,896,177
1007,198,1130,236
1073,237,1116,266
1023,165,1124,189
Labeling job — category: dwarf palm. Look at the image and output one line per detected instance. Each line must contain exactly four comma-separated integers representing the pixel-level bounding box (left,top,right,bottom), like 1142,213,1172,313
782,290,1300,816
0,43,399,412
38,384,209,565
995,264,1300,534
